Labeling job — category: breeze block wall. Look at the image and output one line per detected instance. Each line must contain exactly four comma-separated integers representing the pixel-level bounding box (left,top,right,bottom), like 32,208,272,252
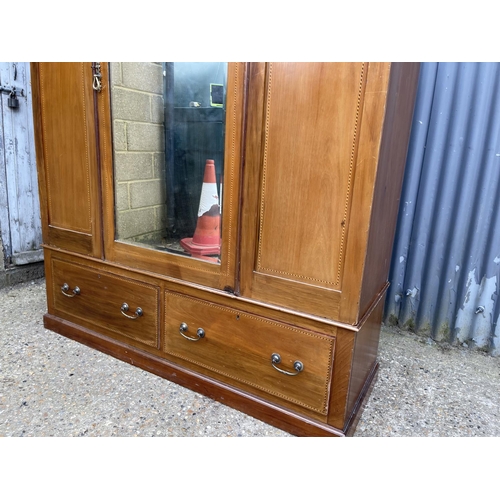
110,62,166,243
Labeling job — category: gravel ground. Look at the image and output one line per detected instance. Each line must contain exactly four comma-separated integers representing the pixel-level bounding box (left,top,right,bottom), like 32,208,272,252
355,326,500,437
1,277,499,437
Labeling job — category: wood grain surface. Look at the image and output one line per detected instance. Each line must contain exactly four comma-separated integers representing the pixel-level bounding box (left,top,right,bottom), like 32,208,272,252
31,62,101,257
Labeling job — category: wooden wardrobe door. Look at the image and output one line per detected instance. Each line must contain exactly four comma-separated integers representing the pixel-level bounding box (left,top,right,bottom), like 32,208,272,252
32,62,102,257
240,62,390,321
96,62,246,290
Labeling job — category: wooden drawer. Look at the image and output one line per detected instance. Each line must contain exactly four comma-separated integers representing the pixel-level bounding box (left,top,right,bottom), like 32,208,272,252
50,257,159,348
164,291,335,415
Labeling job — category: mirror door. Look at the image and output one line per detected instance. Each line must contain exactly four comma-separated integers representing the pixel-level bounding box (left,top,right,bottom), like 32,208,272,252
98,62,246,290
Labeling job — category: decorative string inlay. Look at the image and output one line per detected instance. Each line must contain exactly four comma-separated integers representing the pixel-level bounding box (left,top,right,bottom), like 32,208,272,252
81,63,92,232
99,65,110,242
40,65,51,225
256,63,366,288
52,258,159,347
224,63,238,278
41,64,92,233
164,291,333,414
336,63,365,286
256,62,273,272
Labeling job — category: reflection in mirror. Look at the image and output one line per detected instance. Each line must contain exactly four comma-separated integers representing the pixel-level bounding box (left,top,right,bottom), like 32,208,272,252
109,62,228,264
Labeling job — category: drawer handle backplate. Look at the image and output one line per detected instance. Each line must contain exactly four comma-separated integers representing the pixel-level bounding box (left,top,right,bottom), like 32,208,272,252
271,353,304,376
121,303,143,319
179,322,205,342
61,283,80,298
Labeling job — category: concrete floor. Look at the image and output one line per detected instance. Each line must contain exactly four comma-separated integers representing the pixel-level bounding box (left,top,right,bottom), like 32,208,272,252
1,277,499,437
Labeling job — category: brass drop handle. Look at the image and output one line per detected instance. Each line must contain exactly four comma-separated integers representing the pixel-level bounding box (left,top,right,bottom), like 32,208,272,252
121,303,143,320
61,283,80,298
179,322,205,342
271,353,304,376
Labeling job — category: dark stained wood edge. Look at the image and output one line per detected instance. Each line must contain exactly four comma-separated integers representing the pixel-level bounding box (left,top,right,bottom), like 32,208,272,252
327,288,387,430
338,63,391,325
43,251,55,316
355,280,390,331
95,62,114,263
217,62,246,291
327,328,356,429
345,292,385,421
30,63,50,246
84,62,103,259
358,62,421,320
92,62,105,260
239,62,267,299
344,363,379,437
43,313,345,437
233,62,250,296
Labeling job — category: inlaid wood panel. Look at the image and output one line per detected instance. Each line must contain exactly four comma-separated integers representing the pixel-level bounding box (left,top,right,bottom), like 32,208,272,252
50,256,160,349
239,63,417,324
240,62,378,319
256,62,365,288
164,290,335,415
31,62,101,256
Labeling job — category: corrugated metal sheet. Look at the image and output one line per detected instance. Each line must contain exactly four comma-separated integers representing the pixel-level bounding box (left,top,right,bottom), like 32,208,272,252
385,62,500,356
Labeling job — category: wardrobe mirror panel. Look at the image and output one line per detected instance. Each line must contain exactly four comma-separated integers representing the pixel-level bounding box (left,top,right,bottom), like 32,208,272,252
109,62,228,264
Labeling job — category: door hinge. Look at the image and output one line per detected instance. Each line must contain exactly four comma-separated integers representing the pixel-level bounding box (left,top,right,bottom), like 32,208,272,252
92,62,102,92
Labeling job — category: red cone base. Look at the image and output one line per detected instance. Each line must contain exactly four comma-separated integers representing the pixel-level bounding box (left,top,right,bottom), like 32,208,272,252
180,237,221,256
180,213,221,256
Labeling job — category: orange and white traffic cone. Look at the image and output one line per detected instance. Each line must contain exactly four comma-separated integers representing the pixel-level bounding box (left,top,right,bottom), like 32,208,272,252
180,159,221,256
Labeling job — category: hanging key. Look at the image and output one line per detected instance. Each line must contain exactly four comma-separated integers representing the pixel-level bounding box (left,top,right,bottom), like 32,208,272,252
92,62,102,92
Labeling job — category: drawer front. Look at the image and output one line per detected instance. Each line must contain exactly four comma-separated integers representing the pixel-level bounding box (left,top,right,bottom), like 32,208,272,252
164,291,335,414
51,257,159,348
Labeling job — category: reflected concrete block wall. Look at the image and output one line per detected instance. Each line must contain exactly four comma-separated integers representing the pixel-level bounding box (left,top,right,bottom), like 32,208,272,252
110,62,166,243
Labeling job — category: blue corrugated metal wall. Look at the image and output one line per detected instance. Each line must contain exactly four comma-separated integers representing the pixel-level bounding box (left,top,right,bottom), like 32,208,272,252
385,62,500,356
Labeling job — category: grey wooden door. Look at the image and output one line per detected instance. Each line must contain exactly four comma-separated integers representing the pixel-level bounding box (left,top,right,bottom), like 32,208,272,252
0,62,42,266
